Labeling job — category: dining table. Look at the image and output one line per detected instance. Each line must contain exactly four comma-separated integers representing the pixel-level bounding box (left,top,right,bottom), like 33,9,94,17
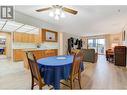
0,48,4,54
37,55,84,89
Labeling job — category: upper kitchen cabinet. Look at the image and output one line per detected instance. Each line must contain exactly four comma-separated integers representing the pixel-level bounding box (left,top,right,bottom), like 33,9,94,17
13,32,38,43
28,34,35,43
41,29,58,42
13,24,40,43
13,28,58,43
13,32,22,42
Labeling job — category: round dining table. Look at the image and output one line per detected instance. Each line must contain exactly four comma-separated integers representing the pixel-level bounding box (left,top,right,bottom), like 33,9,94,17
37,55,74,89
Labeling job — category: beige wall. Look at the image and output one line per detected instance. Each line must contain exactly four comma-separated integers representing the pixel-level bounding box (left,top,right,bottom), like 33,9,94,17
81,36,88,49
0,32,12,58
109,32,123,47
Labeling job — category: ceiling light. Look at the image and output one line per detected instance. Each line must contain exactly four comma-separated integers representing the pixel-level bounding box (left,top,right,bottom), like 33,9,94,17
55,8,61,15
54,15,59,20
49,11,54,17
48,6,65,20
60,12,66,18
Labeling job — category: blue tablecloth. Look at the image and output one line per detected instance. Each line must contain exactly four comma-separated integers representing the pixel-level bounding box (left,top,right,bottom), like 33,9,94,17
0,49,4,54
37,55,84,89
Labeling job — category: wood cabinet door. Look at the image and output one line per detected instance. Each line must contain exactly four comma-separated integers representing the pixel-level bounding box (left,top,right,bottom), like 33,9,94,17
13,32,22,42
28,34,31,43
20,33,26,42
13,49,23,61
34,34,40,43
33,50,43,59
14,32,36,43
30,34,35,43
26,34,36,43
23,49,58,70
45,49,57,57
14,32,24,42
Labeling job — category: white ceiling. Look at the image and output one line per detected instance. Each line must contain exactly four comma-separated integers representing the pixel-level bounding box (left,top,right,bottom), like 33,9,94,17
15,5,127,36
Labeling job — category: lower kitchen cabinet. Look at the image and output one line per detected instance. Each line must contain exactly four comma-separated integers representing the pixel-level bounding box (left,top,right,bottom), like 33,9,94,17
13,49,58,69
13,49,24,61
45,49,58,57
32,50,45,59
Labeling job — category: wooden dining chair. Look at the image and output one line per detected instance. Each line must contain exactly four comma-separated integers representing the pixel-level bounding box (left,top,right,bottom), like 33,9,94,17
26,51,47,90
70,49,78,55
61,51,83,89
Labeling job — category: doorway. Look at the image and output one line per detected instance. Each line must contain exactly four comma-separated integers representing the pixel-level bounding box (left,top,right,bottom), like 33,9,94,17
0,36,6,58
88,38,105,54
0,32,11,59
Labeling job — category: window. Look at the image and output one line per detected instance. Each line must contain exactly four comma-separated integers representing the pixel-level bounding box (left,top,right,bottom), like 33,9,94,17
88,38,105,54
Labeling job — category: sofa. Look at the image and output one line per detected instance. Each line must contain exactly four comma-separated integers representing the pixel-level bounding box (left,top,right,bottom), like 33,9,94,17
81,49,98,63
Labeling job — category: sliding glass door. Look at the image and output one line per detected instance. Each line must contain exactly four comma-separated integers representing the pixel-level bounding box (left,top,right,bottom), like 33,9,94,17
97,39,105,54
88,38,105,54
88,39,97,52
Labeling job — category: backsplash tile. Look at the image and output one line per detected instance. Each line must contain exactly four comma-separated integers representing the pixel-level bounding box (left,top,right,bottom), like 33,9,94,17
13,42,36,49
13,42,58,49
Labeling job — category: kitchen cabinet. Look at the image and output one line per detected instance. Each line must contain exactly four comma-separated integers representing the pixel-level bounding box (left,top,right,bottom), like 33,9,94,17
13,29,58,43
22,33,28,42
23,50,45,69
32,50,45,59
45,49,58,57
13,49,24,61
13,49,58,69
13,32,38,43
26,34,34,43
34,34,40,43
23,49,58,69
13,32,22,42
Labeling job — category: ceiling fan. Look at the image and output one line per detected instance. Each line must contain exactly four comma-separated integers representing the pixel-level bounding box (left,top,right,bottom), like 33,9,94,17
36,5,78,15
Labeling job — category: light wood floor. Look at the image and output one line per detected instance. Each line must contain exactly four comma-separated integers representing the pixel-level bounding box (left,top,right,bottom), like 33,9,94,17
0,55,127,89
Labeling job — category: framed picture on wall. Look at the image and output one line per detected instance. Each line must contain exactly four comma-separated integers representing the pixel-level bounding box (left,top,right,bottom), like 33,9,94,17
46,31,56,41
42,29,58,42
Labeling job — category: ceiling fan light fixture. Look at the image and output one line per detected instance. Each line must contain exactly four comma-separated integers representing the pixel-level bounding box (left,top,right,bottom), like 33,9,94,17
60,12,66,18
54,8,61,15
54,15,59,20
36,5,77,20
49,11,54,17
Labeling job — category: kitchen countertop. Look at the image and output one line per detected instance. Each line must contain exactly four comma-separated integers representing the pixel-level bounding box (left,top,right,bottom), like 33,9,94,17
13,48,58,51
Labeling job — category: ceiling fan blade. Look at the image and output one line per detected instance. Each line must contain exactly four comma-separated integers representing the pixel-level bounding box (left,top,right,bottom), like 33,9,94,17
62,7,78,15
36,7,52,12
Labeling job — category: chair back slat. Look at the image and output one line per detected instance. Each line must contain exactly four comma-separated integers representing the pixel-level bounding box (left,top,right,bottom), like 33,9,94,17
70,51,77,55
71,51,83,76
